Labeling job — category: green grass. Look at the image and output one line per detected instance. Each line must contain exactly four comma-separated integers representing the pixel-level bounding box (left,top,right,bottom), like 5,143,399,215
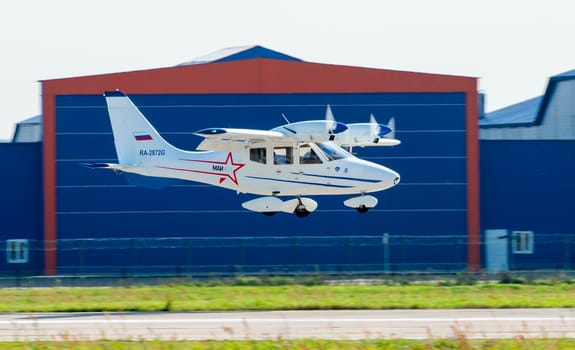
1,283,575,312
3,281,574,347
4,339,575,350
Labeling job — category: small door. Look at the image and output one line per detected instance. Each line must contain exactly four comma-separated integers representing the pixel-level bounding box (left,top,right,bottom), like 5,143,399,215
485,229,509,274
272,146,297,185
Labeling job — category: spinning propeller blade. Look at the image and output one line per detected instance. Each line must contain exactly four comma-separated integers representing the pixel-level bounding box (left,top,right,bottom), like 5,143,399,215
386,117,396,139
325,104,336,134
369,114,380,140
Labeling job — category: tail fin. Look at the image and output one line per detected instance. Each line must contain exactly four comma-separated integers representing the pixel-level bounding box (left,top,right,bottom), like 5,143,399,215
104,91,177,166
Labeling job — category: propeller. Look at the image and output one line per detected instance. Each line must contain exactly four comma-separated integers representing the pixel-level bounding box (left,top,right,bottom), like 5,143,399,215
369,114,394,141
369,114,380,142
386,117,396,140
325,105,347,138
325,104,336,134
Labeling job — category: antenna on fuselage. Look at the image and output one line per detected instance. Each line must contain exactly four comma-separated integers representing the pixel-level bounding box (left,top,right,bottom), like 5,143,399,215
281,113,291,124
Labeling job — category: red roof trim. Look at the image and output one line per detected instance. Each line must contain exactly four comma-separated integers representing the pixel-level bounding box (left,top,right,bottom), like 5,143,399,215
42,59,476,95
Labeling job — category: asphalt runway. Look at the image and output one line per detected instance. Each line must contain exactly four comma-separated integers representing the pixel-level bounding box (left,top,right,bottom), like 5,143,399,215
1,309,574,341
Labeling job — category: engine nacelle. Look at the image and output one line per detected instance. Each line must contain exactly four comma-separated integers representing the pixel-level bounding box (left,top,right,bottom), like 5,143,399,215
272,120,348,142
342,123,390,143
338,122,400,147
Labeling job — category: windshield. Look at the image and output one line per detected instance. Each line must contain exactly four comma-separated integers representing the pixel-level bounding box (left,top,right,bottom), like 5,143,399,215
316,142,352,161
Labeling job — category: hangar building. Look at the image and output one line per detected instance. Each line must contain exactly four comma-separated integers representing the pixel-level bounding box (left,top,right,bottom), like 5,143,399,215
480,70,575,272
1,46,479,276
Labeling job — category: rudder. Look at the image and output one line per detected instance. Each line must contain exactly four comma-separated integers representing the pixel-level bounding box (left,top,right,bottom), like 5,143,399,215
104,91,177,166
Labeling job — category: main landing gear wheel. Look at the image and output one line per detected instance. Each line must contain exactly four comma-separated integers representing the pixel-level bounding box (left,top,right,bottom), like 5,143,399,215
281,197,317,217
294,203,310,218
356,204,369,213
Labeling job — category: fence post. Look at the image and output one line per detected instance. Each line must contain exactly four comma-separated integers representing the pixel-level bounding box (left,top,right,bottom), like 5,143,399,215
400,235,407,271
130,239,138,274
80,239,85,275
382,233,390,274
346,237,352,273
564,234,571,270
456,236,464,272
240,238,246,272
291,237,298,272
186,238,193,276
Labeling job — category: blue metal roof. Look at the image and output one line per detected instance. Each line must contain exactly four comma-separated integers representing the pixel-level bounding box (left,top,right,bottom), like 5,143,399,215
178,45,303,66
17,115,42,125
480,96,541,127
481,69,575,128
552,68,575,78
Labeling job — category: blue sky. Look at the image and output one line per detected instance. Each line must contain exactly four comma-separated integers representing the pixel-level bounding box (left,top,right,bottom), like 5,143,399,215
1,0,574,139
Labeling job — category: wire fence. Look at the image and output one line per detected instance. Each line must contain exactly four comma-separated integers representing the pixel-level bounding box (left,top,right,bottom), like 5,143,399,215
2,234,575,284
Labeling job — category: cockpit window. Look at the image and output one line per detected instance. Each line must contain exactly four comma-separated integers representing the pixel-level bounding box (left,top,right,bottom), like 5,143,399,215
273,146,294,165
316,142,351,161
299,144,322,164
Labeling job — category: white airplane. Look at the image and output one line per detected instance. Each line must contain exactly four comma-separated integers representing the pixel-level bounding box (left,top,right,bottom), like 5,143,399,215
87,91,401,217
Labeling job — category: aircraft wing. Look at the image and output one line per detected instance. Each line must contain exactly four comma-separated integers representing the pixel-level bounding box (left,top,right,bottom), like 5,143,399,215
338,138,401,148
194,128,290,151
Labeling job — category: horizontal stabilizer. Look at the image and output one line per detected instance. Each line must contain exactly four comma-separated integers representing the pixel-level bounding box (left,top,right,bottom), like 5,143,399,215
82,162,135,172
82,162,114,169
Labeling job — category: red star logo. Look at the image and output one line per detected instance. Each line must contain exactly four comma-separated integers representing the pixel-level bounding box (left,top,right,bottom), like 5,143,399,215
160,152,245,186
216,152,245,185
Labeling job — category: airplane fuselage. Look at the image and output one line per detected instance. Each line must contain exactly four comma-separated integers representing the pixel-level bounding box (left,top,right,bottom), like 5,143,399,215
98,91,401,215
130,141,400,197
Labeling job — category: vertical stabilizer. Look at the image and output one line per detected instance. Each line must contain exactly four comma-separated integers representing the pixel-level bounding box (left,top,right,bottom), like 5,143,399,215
104,91,177,166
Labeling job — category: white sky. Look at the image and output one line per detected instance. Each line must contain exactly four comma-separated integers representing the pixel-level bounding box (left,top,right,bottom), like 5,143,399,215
1,0,574,140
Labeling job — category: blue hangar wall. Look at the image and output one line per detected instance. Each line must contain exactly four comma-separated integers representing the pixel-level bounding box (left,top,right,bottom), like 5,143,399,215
54,92,469,274
481,140,575,269
481,140,575,233
0,142,43,275
479,70,575,270
41,55,479,275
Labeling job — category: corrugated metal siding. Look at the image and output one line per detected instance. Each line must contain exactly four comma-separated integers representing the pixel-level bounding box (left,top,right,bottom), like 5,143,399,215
480,140,575,268
0,143,43,274
54,92,469,273
480,80,575,140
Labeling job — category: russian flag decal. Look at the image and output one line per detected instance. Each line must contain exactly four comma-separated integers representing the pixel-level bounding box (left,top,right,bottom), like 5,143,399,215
134,134,153,141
